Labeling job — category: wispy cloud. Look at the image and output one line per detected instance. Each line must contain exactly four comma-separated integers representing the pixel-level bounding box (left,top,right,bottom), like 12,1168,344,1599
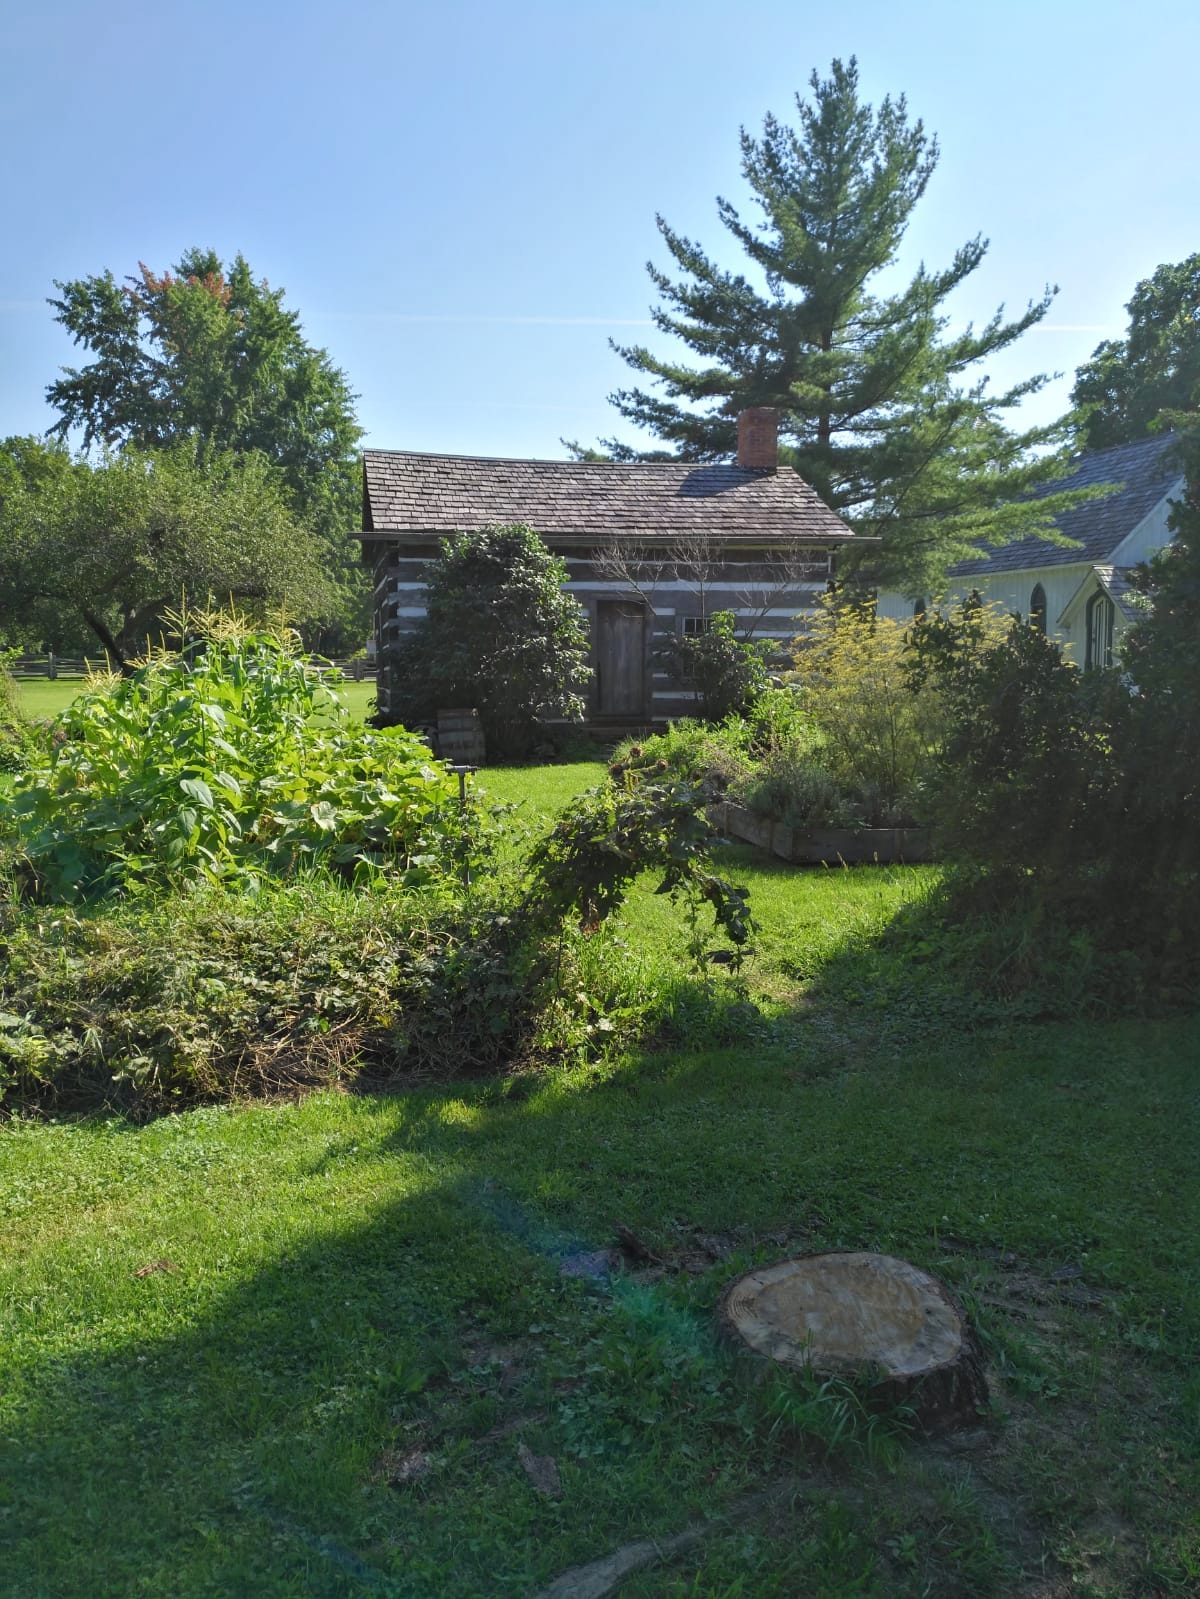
314,310,653,327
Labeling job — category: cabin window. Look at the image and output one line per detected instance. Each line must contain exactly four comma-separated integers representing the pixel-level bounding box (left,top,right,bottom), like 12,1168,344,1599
1085,591,1115,670
1030,583,1047,633
681,615,713,636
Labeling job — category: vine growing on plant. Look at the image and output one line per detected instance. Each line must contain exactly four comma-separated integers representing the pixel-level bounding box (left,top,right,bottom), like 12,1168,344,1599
526,768,754,972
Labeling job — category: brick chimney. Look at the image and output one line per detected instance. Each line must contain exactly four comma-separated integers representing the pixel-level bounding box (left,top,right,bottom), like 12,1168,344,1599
736,407,779,471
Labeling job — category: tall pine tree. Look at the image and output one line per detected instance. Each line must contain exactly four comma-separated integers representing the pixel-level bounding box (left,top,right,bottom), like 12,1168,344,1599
597,60,1081,596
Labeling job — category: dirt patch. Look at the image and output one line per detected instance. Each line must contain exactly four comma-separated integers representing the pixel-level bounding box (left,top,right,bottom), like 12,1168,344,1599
371,1446,433,1489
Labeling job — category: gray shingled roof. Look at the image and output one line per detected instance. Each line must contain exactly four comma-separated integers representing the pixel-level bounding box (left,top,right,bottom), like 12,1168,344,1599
1056,565,1147,628
951,433,1182,577
1093,565,1146,622
360,450,856,544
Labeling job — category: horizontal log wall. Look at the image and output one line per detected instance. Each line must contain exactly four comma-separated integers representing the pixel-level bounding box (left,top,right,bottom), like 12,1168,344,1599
366,541,837,725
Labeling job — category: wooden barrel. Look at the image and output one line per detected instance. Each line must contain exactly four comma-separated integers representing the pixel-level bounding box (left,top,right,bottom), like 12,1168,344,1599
436,707,486,764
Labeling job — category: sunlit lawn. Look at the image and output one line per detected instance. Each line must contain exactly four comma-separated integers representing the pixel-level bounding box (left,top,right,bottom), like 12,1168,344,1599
2,757,1197,1597
12,674,377,722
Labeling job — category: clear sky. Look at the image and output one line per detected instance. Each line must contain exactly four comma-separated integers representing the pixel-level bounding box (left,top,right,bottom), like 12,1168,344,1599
2,0,1197,460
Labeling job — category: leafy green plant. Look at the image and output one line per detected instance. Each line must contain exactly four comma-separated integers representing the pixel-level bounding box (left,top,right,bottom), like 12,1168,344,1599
4,608,465,900
655,611,771,722
388,524,591,760
527,771,754,969
742,685,815,757
611,720,753,800
0,657,37,775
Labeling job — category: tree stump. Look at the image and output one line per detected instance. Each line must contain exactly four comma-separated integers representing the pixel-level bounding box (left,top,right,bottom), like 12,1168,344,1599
718,1251,988,1432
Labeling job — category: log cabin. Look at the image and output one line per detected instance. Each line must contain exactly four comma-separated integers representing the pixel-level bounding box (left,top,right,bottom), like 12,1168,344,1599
357,409,861,730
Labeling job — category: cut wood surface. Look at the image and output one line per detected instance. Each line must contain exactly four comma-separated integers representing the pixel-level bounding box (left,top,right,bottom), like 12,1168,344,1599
718,1251,988,1431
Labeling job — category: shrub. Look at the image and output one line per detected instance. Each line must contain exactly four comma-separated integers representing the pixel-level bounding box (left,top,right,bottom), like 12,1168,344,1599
908,584,1200,1003
655,610,771,722
0,660,35,775
610,720,752,799
0,881,572,1115
527,772,753,962
0,768,756,1116
1112,431,1200,916
3,610,466,901
388,524,591,760
788,594,1009,821
730,750,863,829
907,601,1115,883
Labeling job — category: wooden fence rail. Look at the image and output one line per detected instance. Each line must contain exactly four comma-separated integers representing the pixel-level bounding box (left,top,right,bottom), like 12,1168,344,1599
7,654,374,682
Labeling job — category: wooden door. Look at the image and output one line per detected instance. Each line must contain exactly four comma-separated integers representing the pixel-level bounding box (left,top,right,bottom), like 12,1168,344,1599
595,600,647,717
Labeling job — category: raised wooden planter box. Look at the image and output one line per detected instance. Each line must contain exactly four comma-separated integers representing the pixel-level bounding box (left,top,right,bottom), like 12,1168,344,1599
709,801,931,865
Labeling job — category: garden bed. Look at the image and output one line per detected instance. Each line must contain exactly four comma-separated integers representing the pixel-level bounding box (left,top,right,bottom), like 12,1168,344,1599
709,800,932,865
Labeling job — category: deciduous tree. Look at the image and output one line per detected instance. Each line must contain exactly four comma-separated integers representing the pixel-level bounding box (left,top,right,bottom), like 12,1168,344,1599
0,443,329,667
1072,255,1200,449
46,250,365,645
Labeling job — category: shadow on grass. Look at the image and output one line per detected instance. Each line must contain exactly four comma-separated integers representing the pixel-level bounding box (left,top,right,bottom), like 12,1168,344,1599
787,863,1196,1035
0,1035,832,1599
6,867,1200,1598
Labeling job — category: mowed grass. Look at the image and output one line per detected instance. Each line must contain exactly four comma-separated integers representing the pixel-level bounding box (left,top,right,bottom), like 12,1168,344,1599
7,677,81,720
2,758,1197,1597
11,673,378,723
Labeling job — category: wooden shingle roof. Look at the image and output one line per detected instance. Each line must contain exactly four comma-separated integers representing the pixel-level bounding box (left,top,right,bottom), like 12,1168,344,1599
360,450,856,545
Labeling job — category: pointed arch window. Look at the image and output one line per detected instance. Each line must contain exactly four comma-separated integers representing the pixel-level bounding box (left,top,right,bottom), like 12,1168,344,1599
1029,583,1047,634
1085,590,1115,670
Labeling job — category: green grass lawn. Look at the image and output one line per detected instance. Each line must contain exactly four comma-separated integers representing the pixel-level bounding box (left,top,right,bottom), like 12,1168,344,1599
8,676,81,720
2,759,1197,1597
12,673,378,723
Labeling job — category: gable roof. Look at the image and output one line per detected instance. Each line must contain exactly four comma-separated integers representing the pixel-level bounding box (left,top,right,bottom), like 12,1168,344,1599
1058,564,1146,628
951,433,1182,578
359,450,857,546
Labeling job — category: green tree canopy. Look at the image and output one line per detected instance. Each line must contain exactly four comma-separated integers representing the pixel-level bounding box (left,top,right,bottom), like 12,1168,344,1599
1072,254,1200,449
1115,419,1200,883
45,250,366,646
0,441,330,665
593,59,1081,597
389,525,591,759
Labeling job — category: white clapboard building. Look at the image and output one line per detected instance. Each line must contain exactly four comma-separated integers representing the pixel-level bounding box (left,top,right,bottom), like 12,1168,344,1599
877,434,1183,669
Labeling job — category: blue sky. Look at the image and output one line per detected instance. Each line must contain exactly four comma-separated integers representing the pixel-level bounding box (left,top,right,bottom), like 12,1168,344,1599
2,0,1198,459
